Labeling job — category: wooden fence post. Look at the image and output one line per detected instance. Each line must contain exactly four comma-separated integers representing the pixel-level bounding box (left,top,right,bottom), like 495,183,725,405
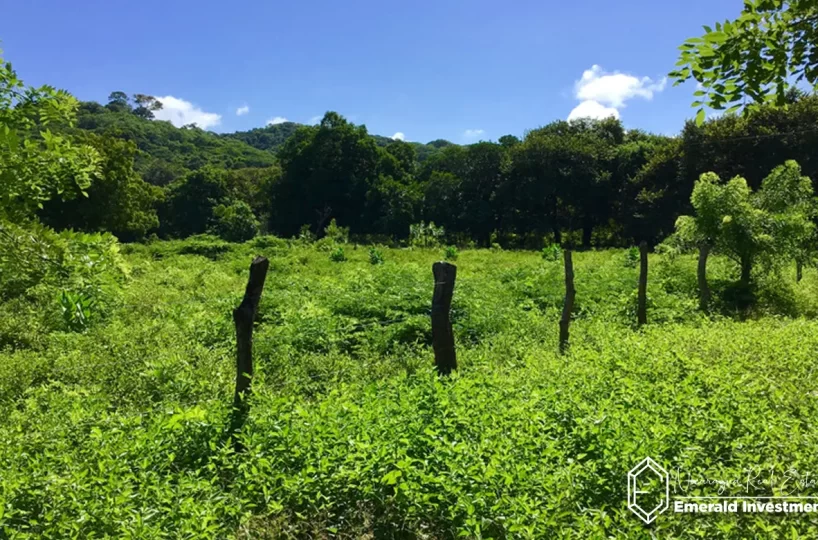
559,249,575,355
432,261,457,375
637,241,648,327
233,256,269,414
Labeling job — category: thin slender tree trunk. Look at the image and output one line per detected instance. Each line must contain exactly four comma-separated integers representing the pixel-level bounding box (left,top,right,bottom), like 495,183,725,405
582,223,592,249
559,249,575,355
740,256,752,288
698,244,710,312
637,241,648,327
553,226,562,246
797,260,803,283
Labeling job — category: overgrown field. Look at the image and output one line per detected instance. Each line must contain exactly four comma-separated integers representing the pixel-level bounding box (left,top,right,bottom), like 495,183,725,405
2,237,818,538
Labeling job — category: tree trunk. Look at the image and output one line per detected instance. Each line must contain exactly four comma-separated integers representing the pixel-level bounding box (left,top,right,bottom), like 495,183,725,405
559,249,575,355
582,224,592,249
698,244,710,312
740,256,752,288
637,241,648,327
797,260,803,282
552,226,562,246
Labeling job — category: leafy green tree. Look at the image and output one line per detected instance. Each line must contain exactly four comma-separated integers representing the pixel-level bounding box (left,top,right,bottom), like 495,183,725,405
106,91,131,113
671,161,816,306
132,94,163,120
209,200,259,242
755,160,817,276
40,133,162,240
273,112,382,236
162,166,229,237
498,135,520,148
0,51,100,222
671,0,818,123
505,120,613,246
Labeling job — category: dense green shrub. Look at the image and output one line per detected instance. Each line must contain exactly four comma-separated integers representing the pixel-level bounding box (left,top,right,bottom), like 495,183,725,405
368,247,385,265
541,242,562,261
210,200,259,242
329,246,346,262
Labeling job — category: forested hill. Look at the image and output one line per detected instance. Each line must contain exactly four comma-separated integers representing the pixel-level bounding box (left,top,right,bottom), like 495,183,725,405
223,121,452,162
76,101,279,184
75,101,455,186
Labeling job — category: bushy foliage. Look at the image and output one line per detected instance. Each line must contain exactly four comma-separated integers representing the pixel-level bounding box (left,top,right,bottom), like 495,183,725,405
210,200,259,242
323,218,349,244
443,245,458,261
368,247,385,265
1,244,818,537
541,242,562,261
409,221,444,247
329,246,346,262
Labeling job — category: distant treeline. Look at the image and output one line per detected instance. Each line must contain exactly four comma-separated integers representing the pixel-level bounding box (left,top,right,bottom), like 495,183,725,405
38,90,818,247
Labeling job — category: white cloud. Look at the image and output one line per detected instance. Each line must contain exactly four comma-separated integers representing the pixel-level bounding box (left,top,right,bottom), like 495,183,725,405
567,65,666,121
567,100,620,121
153,96,221,129
575,65,666,107
391,132,405,141
464,129,485,139
236,105,250,116
309,115,322,125
267,116,288,125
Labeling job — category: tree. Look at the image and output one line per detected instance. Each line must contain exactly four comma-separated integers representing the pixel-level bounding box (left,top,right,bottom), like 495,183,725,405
669,161,816,308
106,91,131,113
39,133,162,240
132,94,163,120
671,0,818,124
210,200,259,242
273,112,382,236
162,166,229,237
0,50,100,222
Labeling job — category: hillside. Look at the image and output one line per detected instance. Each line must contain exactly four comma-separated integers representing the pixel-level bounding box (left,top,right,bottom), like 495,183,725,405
76,102,279,184
224,121,453,162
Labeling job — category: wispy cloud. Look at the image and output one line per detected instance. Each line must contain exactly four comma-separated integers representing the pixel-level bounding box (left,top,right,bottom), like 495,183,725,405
568,65,666,121
391,132,405,141
464,129,485,139
236,105,250,116
309,115,322,125
267,116,288,125
152,96,221,129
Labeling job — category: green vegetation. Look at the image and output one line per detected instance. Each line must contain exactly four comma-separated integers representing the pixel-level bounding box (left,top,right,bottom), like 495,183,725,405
2,240,818,537
5,18,818,536
672,0,818,121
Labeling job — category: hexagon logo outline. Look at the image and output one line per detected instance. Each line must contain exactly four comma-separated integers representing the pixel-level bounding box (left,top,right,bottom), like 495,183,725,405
627,457,669,524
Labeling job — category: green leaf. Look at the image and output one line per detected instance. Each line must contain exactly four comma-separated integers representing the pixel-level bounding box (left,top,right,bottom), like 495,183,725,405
695,108,706,126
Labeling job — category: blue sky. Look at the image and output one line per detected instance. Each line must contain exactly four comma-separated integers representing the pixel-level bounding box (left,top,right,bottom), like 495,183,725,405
1,0,741,142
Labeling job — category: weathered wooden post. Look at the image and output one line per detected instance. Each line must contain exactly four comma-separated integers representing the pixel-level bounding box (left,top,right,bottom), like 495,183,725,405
232,256,269,424
637,241,648,327
431,261,457,375
559,249,575,355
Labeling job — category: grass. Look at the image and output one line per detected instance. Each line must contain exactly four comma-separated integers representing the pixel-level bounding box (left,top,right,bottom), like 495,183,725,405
1,237,818,538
